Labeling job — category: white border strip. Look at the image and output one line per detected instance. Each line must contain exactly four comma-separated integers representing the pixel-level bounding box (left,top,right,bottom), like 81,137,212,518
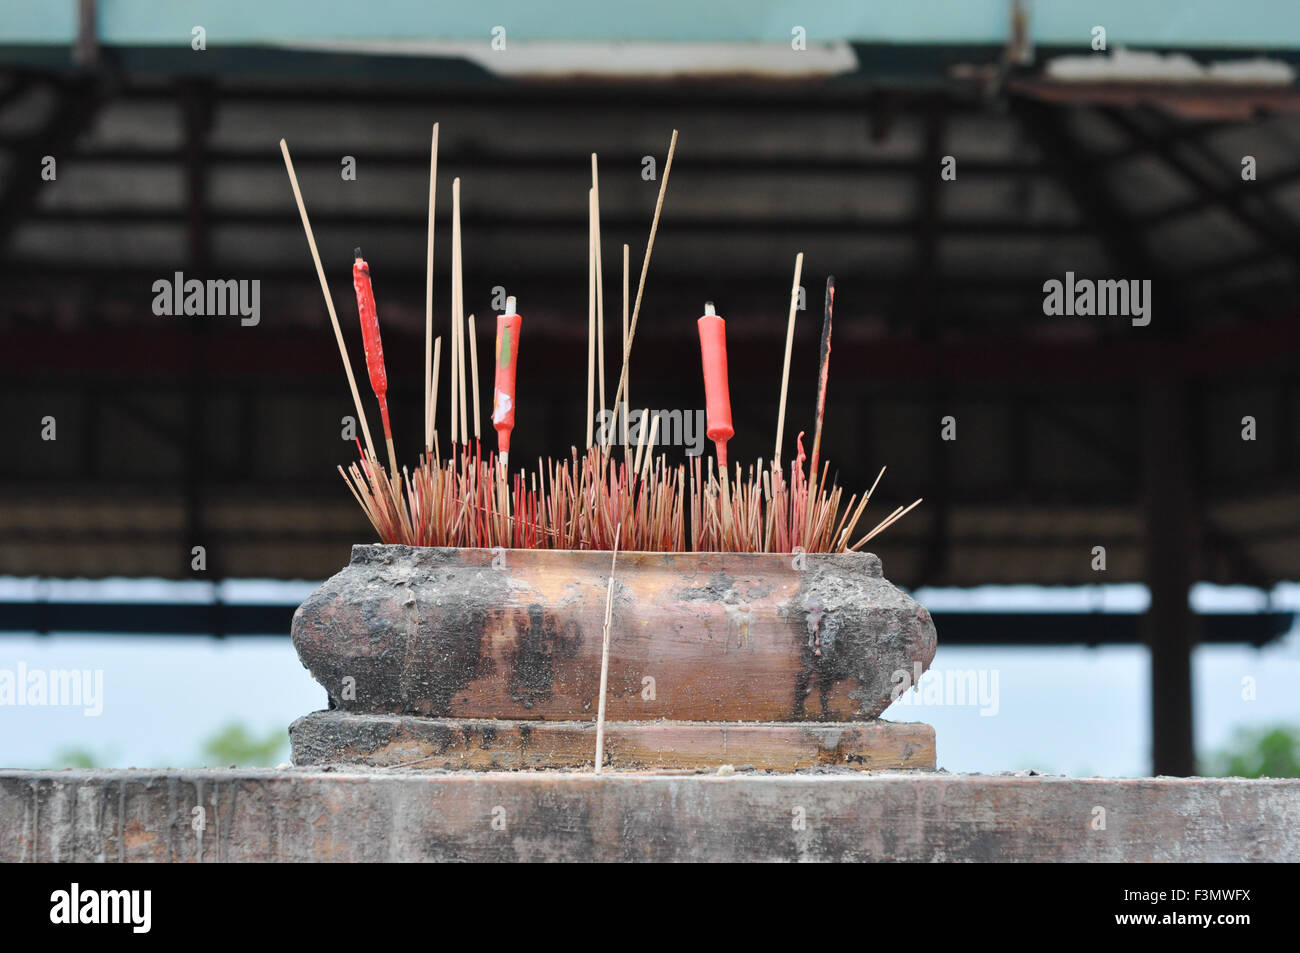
276,39,859,79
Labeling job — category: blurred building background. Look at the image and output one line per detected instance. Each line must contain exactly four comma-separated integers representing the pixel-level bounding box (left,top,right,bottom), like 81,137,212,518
1,1,1299,775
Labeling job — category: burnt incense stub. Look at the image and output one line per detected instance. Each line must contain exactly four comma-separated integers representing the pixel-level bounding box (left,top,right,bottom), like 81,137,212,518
291,545,937,723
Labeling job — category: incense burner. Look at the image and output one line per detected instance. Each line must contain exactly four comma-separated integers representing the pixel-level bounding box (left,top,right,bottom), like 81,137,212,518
290,544,936,723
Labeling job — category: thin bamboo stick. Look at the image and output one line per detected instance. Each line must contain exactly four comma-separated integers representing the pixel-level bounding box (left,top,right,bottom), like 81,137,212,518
454,178,468,447
468,314,481,441
279,140,377,463
429,335,442,464
592,155,606,443
450,178,462,446
773,251,803,466
621,243,630,460
594,522,622,774
856,498,923,548
805,277,835,544
425,122,439,454
587,187,597,448
809,276,835,480
611,130,677,426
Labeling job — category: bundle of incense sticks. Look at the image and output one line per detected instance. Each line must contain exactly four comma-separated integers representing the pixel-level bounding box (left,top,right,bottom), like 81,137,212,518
282,129,921,554
339,441,913,553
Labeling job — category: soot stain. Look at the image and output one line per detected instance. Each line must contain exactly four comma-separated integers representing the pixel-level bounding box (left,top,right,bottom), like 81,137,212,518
415,599,495,717
508,603,583,708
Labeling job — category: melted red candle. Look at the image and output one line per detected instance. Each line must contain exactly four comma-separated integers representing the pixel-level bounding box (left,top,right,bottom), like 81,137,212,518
352,251,392,440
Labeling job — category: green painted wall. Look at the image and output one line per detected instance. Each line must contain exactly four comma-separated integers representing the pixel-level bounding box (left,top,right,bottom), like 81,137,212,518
2,0,1298,48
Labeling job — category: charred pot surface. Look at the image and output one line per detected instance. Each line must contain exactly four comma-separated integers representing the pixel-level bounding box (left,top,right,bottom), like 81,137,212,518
795,553,937,719
291,545,506,716
290,545,937,722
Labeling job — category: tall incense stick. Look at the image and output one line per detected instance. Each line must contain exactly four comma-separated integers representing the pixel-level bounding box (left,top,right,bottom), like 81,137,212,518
450,177,461,446
594,522,622,775
279,139,377,463
425,122,439,455
458,308,468,447
450,303,460,446
809,275,835,480
592,154,606,443
429,335,441,463
611,129,677,429
468,314,481,441
774,252,804,466
587,187,597,448
804,276,834,543
453,177,468,447
621,242,630,460
802,277,835,546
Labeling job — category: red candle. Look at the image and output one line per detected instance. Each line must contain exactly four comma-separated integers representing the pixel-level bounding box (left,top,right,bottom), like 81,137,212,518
493,296,522,469
352,249,392,439
696,301,734,468
352,248,400,479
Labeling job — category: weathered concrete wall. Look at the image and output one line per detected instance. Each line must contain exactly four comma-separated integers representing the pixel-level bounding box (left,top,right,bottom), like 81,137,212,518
2,770,1296,862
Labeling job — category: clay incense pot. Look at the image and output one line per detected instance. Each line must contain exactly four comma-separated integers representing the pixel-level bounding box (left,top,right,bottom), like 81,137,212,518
291,544,937,723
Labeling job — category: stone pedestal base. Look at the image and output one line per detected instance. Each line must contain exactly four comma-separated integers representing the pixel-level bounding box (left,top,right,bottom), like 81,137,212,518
289,710,936,772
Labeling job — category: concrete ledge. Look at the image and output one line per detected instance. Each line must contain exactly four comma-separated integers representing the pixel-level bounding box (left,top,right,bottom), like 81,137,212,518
2,770,1297,862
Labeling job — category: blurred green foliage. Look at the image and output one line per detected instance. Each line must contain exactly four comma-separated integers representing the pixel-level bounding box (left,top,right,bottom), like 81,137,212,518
43,721,287,769
51,746,98,769
200,722,288,767
1202,725,1300,778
